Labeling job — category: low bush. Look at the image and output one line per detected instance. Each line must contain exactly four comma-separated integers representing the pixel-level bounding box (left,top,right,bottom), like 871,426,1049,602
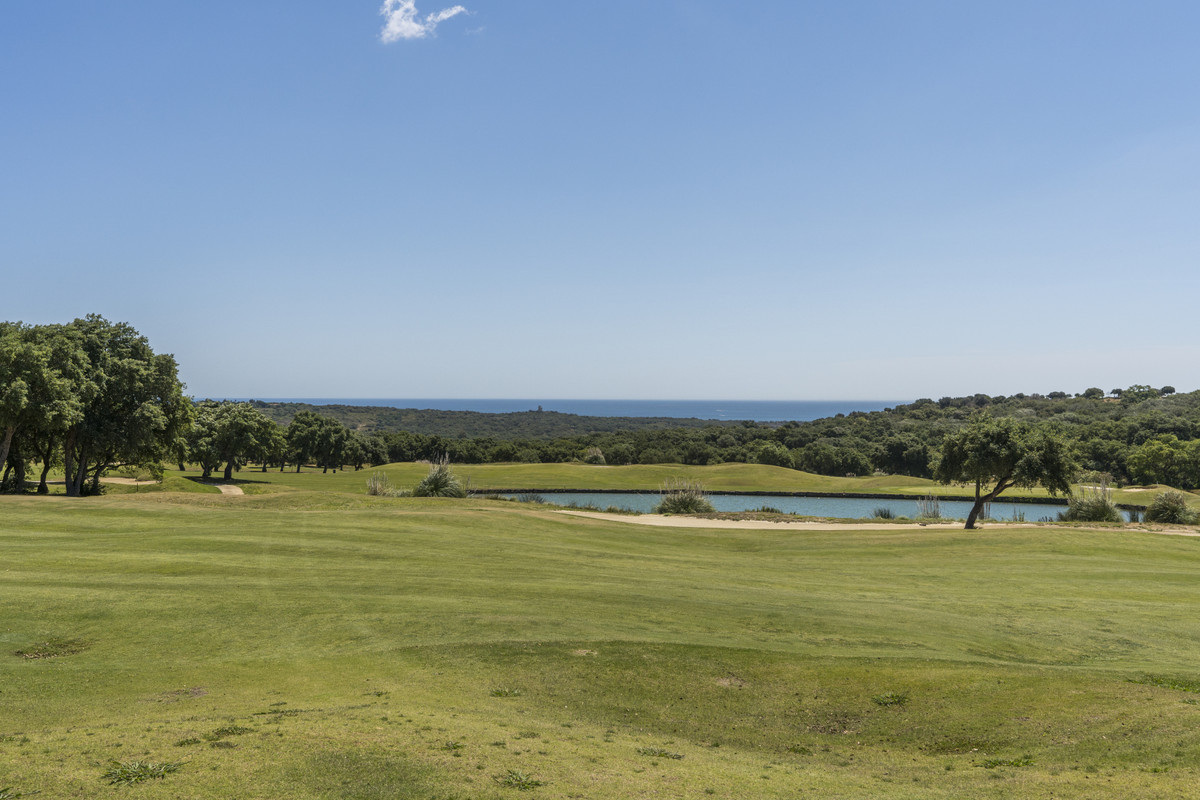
1144,491,1199,525
873,507,895,520
653,478,715,514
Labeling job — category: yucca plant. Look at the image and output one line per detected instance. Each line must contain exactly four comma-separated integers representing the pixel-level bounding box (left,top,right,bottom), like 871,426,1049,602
1059,481,1122,523
413,457,467,498
915,493,941,519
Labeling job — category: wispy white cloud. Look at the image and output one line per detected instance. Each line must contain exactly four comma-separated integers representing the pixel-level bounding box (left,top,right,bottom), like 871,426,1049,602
380,0,469,43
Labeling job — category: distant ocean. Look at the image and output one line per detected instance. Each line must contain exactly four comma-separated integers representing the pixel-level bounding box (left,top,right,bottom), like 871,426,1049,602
243,399,909,423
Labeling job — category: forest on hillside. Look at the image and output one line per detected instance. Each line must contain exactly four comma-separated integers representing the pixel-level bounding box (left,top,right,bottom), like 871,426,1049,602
253,387,1200,489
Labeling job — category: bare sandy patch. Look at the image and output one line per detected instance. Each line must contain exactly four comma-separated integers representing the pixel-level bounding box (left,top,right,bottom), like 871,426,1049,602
557,511,966,531
557,510,1200,538
215,484,244,496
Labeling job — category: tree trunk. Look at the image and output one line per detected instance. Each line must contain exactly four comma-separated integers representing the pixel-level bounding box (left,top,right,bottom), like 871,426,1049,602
0,426,15,478
963,476,1015,530
37,459,52,494
224,461,234,481
261,461,268,472
296,463,302,473
64,429,82,497
88,464,104,495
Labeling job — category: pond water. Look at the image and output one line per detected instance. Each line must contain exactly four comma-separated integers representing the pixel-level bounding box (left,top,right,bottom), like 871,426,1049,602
502,492,1136,522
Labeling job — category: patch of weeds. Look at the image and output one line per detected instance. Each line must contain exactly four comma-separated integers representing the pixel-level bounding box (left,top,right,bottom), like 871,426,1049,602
980,755,1034,769
516,731,540,739
0,789,39,799
204,725,252,741
636,747,684,760
209,740,237,749
442,741,465,751
489,741,507,748
173,737,201,747
493,769,545,790
490,687,522,697
14,637,89,660
1130,674,1200,693
156,687,207,702
786,744,812,755
871,692,909,707
101,760,182,785
253,707,311,716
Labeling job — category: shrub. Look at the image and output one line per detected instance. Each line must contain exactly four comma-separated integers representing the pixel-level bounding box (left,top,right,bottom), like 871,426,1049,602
581,447,606,465
653,478,715,514
873,507,895,520
413,460,467,498
1059,483,1123,523
1144,491,1199,525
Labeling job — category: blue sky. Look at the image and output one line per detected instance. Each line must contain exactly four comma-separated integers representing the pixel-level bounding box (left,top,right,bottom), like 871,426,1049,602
4,1,1199,401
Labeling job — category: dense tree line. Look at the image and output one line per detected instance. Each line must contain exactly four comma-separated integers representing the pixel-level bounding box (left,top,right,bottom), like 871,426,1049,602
250,401,733,439
4,318,1198,492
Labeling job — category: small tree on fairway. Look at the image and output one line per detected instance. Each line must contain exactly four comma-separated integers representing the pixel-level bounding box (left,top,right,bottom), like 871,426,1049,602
934,415,1075,529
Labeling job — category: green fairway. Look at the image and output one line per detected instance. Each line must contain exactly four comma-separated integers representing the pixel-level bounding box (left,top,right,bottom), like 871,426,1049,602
3,490,1200,798
108,461,1167,507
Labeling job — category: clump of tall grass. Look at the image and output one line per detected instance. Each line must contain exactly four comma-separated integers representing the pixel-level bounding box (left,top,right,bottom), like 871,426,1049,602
1144,491,1199,525
653,478,715,514
366,471,410,497
413,457,467,498
102,760,182,785
873,507,895,520
915,493,941,520
1059,480,1122,523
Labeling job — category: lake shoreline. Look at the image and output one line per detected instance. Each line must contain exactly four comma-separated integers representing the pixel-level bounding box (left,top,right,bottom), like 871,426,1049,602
475,487,1147,510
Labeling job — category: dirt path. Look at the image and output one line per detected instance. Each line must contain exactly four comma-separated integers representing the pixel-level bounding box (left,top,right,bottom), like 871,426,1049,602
556,511,1200,537
558,511,969,531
